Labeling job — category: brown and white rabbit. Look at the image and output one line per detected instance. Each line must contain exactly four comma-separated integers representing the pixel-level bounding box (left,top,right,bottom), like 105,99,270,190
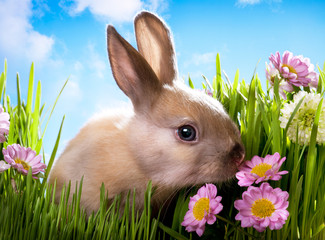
48,11,245,215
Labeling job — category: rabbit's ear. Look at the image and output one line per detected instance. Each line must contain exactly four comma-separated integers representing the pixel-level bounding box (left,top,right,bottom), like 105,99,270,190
134,11,177,85
107,25,161,111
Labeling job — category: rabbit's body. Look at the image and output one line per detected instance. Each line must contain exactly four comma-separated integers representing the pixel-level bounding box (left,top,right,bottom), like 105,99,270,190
49,11,245,215
50,111,147,212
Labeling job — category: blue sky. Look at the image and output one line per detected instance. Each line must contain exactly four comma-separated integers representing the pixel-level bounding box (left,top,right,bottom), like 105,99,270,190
0,0,325,159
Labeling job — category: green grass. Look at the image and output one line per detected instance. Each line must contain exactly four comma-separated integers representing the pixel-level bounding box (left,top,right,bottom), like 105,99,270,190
0,57,324,239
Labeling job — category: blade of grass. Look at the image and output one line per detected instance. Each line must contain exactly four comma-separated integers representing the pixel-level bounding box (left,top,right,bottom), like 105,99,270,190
245,74,257,159
0,59,7,102
41,78,68,140
31,80,41,151
159,222,189,240
44,115,65,182
229,69,239,120
271,76,281,154
302,98,323,238
26,62,34,114
188,75,194,89
16,73,22,117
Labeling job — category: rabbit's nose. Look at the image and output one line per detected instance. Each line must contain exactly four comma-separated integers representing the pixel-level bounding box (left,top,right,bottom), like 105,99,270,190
229,143,245,167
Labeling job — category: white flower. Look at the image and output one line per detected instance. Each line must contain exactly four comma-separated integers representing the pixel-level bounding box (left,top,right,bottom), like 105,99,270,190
0,106,10,143
0,160,10,173
279,91,325,145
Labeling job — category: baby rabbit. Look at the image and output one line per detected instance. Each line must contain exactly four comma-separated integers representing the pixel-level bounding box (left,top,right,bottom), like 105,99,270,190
48,11,245,216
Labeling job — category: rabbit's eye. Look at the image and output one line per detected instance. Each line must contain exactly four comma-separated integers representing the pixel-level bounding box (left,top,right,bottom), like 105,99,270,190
177,125,197,142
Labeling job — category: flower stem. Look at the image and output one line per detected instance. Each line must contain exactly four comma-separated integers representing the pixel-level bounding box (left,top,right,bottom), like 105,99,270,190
11,178,18,194
216,215,263,239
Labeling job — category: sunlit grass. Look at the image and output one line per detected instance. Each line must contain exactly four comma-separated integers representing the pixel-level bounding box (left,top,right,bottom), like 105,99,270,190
0,57,324,239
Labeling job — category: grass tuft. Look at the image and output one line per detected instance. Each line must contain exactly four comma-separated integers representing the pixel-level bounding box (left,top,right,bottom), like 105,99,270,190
1,58,324,239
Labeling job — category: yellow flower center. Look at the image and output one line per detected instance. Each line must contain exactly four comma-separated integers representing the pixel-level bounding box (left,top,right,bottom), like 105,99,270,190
251,198,275,218
251,163,272,177
15,158,30,171
300,108,315,129
282,64,297,74
193,198,210,221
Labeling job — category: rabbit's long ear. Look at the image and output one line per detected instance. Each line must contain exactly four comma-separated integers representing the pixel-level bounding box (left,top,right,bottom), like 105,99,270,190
134,11,177,85
107,25,161,112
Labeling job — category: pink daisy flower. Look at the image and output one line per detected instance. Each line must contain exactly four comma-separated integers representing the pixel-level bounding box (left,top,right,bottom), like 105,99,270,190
265,62,294,99
199,89,213,97
3,144,46,179
236,152,288,187
0,160,10,173
204,89,213,97
181,183,223,237
269,51,319,88
234,182,289,232
0,106,10,143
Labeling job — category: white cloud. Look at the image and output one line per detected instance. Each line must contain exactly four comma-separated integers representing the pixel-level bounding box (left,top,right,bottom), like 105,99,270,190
0,0,54,62
61,0,142,22
60,0,168,22
144,0,168,13
236,0,282,7
87,43,107,79
55,74,83,113
25,31,54,61
184,52,216,67
33,0,51,18
237,0,261,5
65,77,82,98
73,61,84,71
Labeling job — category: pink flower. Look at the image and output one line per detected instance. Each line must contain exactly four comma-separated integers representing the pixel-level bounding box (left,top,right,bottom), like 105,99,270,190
181,184,223,236
0,160,10,173
199,89,213,97
204,89,213,97
269,51,319,88
234,182,289,232
236,153,288,187
3,144,46,178
266,62,294,99
0,106,10,143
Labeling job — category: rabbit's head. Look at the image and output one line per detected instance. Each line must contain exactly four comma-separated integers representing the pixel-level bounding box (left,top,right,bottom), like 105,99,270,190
107,11,244,188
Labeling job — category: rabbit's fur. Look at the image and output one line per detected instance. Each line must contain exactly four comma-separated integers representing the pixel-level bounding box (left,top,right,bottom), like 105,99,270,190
48,11,245,216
